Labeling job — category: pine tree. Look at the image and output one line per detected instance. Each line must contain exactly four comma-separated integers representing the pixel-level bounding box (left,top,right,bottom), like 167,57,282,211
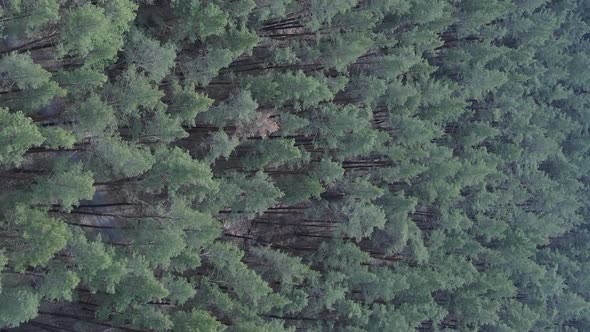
0,108,44,165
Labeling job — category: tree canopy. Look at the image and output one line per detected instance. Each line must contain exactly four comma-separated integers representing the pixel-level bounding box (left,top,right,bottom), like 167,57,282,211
0,0,589,330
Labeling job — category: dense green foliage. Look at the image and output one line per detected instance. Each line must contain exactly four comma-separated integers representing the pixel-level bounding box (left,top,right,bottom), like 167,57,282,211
0,0,589,330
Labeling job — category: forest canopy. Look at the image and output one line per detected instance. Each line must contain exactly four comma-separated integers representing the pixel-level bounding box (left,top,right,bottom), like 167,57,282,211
0,0,589,331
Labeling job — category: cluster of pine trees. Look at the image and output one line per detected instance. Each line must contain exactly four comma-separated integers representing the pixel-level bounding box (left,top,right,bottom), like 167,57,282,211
0,0,589,330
